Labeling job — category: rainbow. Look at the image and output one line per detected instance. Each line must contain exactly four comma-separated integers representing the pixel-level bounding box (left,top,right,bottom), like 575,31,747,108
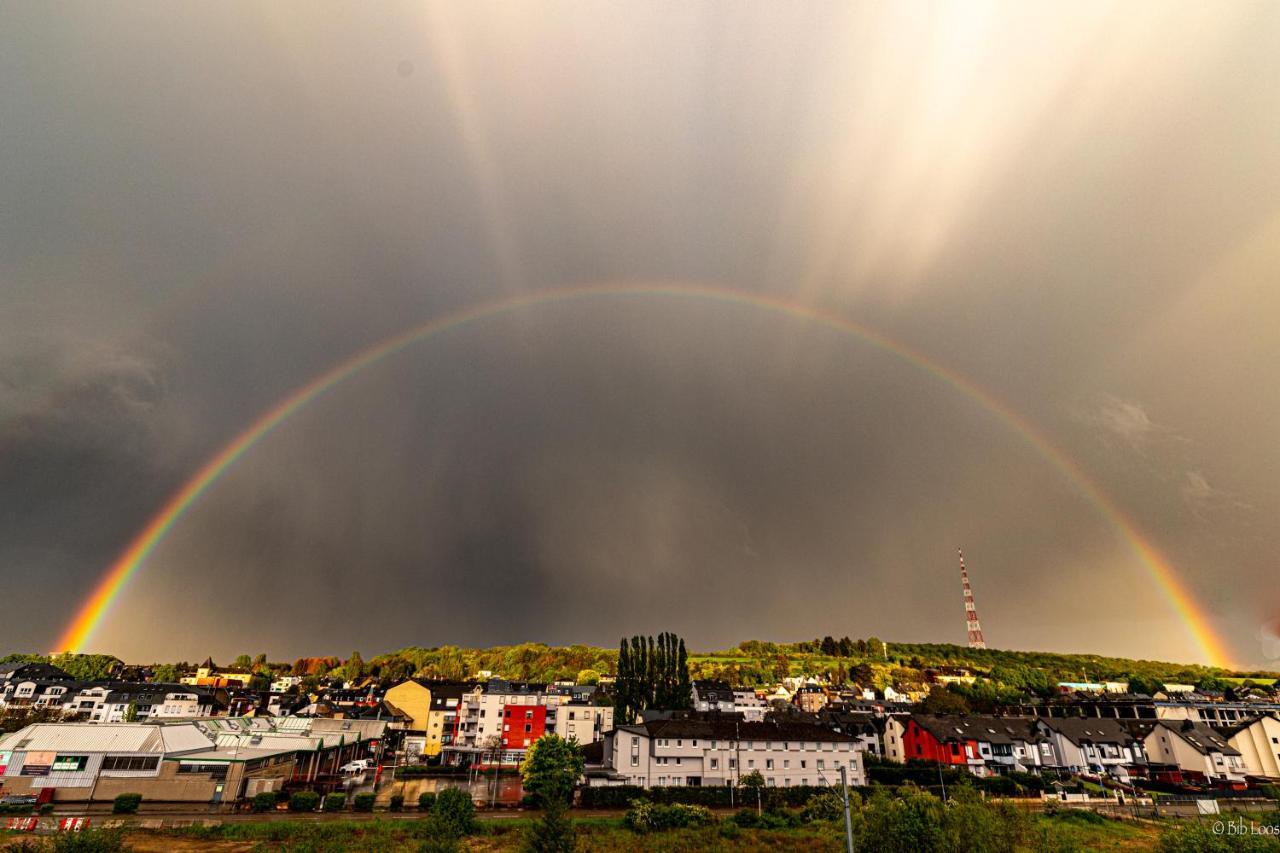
51,282,1234,667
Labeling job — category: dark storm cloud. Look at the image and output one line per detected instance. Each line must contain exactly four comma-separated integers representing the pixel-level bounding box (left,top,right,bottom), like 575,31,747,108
1,1,1276,665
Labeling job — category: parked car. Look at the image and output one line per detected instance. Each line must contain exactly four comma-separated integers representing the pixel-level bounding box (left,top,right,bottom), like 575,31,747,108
339,759,373,774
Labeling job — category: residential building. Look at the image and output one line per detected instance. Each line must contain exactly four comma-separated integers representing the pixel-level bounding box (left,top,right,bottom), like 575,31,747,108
794,685,829,714
732,689,768,722
550,701,613,745
1035,718,1147,777
1143,720,1247,784
691,681,735,714
1215,713,1280,780
883,715,984,774
598,719,866,788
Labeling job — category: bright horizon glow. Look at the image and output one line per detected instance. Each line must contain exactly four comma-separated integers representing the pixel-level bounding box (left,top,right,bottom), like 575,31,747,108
51,282,1235,668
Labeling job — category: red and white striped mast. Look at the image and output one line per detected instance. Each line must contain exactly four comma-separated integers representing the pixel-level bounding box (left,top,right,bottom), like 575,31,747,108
958,548,986,649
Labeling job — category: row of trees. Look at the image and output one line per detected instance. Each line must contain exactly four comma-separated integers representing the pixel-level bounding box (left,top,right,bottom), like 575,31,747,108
615,632,692,723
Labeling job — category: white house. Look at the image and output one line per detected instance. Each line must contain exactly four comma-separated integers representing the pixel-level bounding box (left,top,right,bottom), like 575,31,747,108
1143,720,1247,784
1217,714,1280,780
599,719,866,788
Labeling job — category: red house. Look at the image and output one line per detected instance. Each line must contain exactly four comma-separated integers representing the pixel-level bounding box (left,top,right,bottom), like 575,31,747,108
900,715,980,768
501,704,547,751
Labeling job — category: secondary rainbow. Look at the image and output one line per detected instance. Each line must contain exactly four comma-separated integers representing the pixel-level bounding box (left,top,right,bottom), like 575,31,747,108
52,282,1234,666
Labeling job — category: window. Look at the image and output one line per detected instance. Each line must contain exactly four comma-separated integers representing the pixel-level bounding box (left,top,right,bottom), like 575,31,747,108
51,755,88,772
178,763,228,778
783,760,790,769
102,756,159,772
817,760,824,770
766,759,774,770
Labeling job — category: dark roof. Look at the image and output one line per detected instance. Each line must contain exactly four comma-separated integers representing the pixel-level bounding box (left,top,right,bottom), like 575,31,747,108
620,718,859,743
1212,714,1272,740
0,663,74,682
1156,720,1241,756
908,715,1040,745
580,740,604,764
1038,717,1140,746
693,680,732,692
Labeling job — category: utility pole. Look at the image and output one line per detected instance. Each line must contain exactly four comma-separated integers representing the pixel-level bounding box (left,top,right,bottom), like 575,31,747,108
839,765,855,853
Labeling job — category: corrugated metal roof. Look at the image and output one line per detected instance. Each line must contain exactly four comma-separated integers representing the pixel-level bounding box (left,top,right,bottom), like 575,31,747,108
0,724,165,753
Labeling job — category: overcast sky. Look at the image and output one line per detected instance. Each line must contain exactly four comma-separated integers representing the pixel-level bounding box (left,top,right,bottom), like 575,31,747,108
2,1,1277,666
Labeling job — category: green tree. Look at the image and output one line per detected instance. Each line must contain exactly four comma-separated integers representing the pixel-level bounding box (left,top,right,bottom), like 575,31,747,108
123,701,138,723
233,654,253,671
520,735,583,853
575,669,600,686
428,787,477,838
1126,674,1164,696
740,770,766,814
918,685,971,715
521,735,585,806
151,663,182,683
346,650,366,681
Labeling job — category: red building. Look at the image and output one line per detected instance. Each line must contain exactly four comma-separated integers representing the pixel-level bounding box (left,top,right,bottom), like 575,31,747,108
501,704,547,751
900,715,979,767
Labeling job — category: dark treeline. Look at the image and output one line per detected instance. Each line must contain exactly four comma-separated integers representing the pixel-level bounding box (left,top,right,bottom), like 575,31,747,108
614,632,692,723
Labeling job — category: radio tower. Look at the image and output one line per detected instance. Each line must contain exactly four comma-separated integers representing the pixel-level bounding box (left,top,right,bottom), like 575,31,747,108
958,548,986,649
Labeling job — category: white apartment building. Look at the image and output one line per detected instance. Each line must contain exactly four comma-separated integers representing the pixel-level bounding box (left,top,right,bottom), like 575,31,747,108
551,702,613,745
1218,713,1280,780
600,719,866,788
1144,720,1247,784
733,689,769,722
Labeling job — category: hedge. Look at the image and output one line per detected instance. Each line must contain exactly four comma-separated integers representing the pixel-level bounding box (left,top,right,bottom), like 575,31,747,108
323,792,347,811
418,791,437,811
353,793,376,812
389,793,405,812
289,791,321,812
579,784,870,809
112,793,142,814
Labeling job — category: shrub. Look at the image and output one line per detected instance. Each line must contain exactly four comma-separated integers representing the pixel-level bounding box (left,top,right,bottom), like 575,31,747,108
111,793,141,814
1157,822,1280,852
251,791,278,812
289,790,321,812
623,800,714,833
418,791,437,811
523,799,576,852
323,792,346,812
353,792,376,812
732,808,761,828
390,793,405,812
46,828,129,852
429,787,477,838
802,789,854,823
38,803,54,815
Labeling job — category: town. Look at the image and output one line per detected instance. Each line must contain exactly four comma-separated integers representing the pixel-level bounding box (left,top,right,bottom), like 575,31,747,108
3,634,1279,842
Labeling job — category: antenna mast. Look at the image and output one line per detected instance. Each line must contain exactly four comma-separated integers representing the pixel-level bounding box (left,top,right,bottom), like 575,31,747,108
958,548,986,649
